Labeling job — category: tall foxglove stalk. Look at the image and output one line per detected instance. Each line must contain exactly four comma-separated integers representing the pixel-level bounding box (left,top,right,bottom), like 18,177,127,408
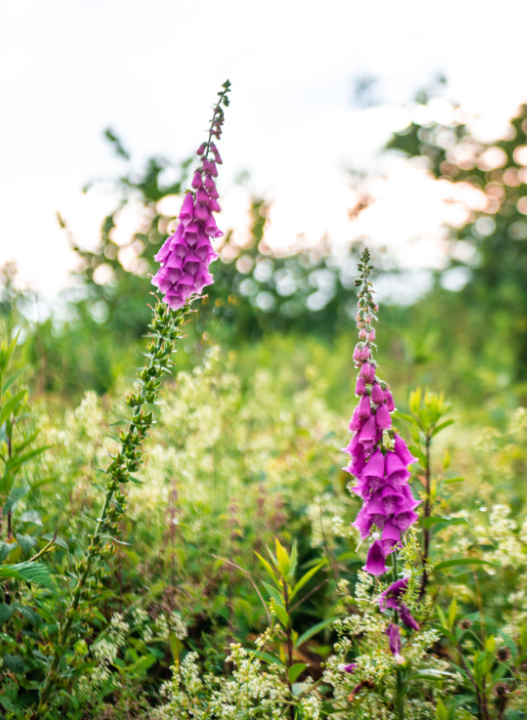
35,81,231,719
343,249,420,577
152,83,230,308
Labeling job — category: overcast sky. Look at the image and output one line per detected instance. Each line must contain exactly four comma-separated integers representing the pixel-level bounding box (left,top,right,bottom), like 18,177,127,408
2,0,527,298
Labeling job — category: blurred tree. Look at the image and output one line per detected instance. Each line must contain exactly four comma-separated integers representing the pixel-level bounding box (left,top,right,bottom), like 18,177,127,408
385,95,527,403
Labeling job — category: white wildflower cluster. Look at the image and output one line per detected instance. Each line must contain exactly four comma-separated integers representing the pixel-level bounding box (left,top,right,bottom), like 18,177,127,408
325,562,447,719
154,639,321,720
76,613,130,705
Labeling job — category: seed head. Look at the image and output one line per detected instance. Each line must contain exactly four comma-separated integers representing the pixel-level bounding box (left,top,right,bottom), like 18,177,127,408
496,646,512,662
494,682,510,698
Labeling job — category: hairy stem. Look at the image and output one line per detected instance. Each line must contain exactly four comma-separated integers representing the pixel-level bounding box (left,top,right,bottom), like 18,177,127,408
419,433,431,601
35,299,187,718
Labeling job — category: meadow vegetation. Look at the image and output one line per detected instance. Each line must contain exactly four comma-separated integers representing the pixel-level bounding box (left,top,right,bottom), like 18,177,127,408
1,85,527,719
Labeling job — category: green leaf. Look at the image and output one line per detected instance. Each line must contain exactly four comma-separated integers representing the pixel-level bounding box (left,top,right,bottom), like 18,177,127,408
3,654,25,673
448,599,457,631
254,650,282,666
6,445,49,474
0,334,19,377
0,560,55,589
335,550,361,562
0,389,27,428
16,604,42,625
0,602,15,623
295,617,338,648
262,581,285,608
128,654,157,677
444,476,465,484
422,516,468,531
409,388,422,415
432,420,454,437
436,605,448,630
42,533,69,550
0,693,24,717
15,533,38,557
255,552,279,586
436,699,448,720
3,485,28,513
392,411,415,425
275,539,290,577
434,558,499,572
288,663,307,683
0,540,16,562
288,540,298,583
14,429,41,454
273,603,289,627
290,562,324,601
409,445,427,469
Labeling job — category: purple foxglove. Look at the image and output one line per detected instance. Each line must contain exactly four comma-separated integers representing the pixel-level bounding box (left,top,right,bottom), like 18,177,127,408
338,663,357,674
385,452,411,484
360,361,372,378
357,416,377,453
379,578,409,610
357,394,371,420
349,408,363,432
392,508,419,532
355,377,367,396
394,435,418,466
344,250,419,577
399,603,420,631
380,486,404,515
359,345,371,360
361,449,385,482
371,382,384,404
385,623,403,660
384,388,396,412
364,539,387,576
375,403,392,430
353,505,374,539
152,89,229,309
380,520,401,555
204,174,216,191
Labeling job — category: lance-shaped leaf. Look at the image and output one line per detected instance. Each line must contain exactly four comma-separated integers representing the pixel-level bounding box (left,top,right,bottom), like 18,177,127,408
290,562,325,601
434,558,498,572
0,389,27,428
294,617,338,648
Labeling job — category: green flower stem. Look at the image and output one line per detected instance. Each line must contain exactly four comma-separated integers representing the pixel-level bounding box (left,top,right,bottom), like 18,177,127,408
35,299,188,718
392,552,405,720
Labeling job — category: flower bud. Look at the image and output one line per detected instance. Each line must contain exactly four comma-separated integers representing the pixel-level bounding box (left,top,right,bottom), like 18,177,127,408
371,383,384,404
191,171,202,189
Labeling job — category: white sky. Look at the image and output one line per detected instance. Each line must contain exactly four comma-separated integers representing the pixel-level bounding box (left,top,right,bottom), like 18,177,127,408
2,0,527,299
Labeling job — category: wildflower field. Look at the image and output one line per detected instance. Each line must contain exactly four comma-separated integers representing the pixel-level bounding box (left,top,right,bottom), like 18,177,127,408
2,80,527,720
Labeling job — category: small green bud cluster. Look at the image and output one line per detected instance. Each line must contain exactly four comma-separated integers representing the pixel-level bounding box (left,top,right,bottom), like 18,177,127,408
354,248,378,337
35,298,189,717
